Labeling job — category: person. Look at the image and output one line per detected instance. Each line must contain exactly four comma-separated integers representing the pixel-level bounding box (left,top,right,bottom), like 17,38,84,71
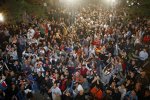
139,48,149,61
118,83,127,100
112,88,121,100
63,89,73,100
124,90,138,100
17,84,27,100
136,71,149,88
74,82,85,100
143,89,150,100
41,76,53,99
138,48,149,66
5,83,18,100
0,89,5,100
48,82,62,100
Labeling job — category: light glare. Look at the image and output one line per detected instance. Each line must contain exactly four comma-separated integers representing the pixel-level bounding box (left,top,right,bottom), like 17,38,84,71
106,0,116,3
0,13,4,22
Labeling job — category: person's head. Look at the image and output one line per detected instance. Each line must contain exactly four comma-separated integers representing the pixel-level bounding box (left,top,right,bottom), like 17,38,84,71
130,71,135,78
60,74,64,80
127,79,131,84
54,69,58,73
127,39,130,44
75,82,79,87
140,71,146,78
38,72,42,76
45,71,49,76
144,89,150,97
45,76,49,81
53,82,57,88
143,48,146,52
131,60,136,65
45,59,49,64
111,81,116,88
131,90,137,97
114,88,119,93
135,82,141,91
121,83,125,88
106,89,112,95
108,53,112,57
82,64,86,69
11,83,16,89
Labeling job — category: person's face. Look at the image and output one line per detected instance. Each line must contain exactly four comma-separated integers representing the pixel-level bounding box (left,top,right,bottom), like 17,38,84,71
53,83,57,88
12,84,15,89
131,91,136,97
55,69,58,73
135,83,141,90
38,72,42,76
111,82,116,87
45,77,48,81
127,80,131,84
140,71,146,77
90,71,94,75
82,66,85,69
43,42,46,45
145,90,150,97
15,61,18,65
143,49,146,52
46,60,49,64
108,53,112,57
60,75,64,80
130,72,134,77
121,84,125,88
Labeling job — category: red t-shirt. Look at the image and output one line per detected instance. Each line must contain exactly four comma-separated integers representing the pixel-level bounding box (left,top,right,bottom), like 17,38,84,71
80,67,88,76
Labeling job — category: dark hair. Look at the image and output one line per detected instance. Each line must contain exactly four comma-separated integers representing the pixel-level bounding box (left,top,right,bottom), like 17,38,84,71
26,92,33,99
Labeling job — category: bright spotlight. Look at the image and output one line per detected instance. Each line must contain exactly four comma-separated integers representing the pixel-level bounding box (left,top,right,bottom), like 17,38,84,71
0,13,4,22
112,0,116,3
104,0,117,6
60,0,79,7
106,0,116,3
68,0,74,3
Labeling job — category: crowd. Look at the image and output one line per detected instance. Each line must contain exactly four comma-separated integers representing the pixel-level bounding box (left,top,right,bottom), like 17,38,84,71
0,4,150,100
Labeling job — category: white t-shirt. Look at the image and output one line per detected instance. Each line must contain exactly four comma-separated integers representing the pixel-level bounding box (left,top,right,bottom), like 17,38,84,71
139,51,148,61
27,29,35,39
77,84,84,92
51,87,62,100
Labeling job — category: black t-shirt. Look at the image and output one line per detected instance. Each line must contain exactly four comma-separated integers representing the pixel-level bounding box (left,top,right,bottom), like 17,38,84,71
75,94,86,100
112,92,121,100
